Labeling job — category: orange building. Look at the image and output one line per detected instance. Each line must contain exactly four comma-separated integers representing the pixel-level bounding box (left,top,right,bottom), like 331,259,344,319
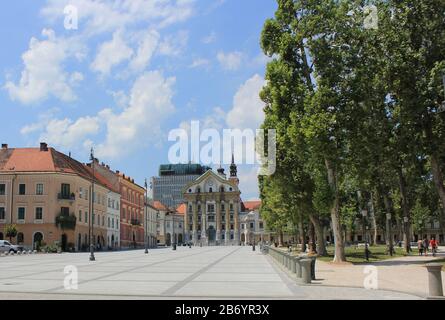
0,143,110,251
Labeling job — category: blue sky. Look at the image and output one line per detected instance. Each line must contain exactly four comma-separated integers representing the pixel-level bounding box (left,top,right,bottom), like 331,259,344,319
0,0,277,201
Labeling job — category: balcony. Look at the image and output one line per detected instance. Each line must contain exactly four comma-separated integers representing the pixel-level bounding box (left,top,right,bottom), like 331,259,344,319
58,193,76,201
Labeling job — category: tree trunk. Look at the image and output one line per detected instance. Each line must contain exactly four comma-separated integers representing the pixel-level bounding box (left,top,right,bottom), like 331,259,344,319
309,213,327,256
382,194,395,256
325,159,346,262
431,155,445,215
278,230,284,247
397,166,412,253
308,223,316,254
298,221,307,253
369,193,378,246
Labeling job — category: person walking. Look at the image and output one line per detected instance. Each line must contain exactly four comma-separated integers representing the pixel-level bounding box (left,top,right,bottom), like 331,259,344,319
430,237,438,257
423,237,429,256
417,239,424,256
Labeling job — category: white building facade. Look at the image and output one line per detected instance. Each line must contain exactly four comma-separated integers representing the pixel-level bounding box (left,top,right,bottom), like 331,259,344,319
107,191,120,250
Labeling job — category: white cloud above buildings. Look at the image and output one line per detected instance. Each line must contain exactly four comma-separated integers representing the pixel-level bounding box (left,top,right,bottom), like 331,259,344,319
4,29,84,104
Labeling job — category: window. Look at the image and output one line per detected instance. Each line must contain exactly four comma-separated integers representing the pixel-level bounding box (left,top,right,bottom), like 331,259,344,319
92,214,95,225
259,222,264,229
79,187,83,199
116,220,119,229
250,222,254,229
0,184,5,195
241,224,245,230
208,204,215,213
79,210,82,222
35,207,43,220
108,217,110,228
36,183,44,195
230,203,233,211
19,184,26,195
18,207,25,220
112,218,114,229
85,212,88,223
230,224,234,230
61,184,70,197
0,207,5,220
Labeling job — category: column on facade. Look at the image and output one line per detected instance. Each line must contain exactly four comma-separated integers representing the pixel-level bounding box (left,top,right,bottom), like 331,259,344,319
201,199,207,245
234,201,240,245
225,201,230,245
192,201,198,245
184,203,189,242
215,200,221,244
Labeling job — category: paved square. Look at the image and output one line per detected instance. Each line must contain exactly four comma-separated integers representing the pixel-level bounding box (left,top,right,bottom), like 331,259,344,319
0,247,420,300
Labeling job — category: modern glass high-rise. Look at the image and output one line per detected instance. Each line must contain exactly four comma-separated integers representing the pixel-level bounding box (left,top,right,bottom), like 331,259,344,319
151,164,212,209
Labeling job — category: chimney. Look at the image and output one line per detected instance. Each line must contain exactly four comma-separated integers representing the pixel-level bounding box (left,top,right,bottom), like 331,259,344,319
40,142,48,152
116,170,120,174
1,144,7,149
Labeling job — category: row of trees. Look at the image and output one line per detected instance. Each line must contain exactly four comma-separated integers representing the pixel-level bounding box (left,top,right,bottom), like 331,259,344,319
258,0,445,262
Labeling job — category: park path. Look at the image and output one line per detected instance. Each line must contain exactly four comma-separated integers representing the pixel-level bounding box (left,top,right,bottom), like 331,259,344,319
0,246,421,300
315,247,445,298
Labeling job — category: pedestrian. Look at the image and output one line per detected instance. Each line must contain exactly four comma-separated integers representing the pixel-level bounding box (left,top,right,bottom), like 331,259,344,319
417,239,424,256
430,237,438,257
423,237,429,256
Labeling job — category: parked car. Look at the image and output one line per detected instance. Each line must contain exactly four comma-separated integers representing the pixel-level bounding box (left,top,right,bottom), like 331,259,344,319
0,240,24,253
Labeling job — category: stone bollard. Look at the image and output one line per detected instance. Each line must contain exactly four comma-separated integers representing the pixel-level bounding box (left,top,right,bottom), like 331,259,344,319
425,263,444,297
294,256,303,279
300,259,312,284
10,252,14,256
310,256,317,280
291,256,297,274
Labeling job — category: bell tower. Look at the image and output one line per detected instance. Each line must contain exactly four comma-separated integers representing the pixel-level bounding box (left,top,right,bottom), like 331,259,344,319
229,153,239,186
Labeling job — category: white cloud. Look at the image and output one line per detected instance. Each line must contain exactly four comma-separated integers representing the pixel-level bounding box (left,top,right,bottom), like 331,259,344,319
39,116,100,150
21,71,176,158
128,29,160,73
96,71,176,158
42,0,196,35
91,30,134,75
189,58,210,69
226,74,265,130
158,30,189,57
237,165,260,200
217,51,243,71
4,29,83,104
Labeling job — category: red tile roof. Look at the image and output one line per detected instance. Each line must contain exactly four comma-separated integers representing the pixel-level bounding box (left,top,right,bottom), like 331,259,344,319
243,200,261,211
176,203,186,215
152,200,168,211
0,146,115,191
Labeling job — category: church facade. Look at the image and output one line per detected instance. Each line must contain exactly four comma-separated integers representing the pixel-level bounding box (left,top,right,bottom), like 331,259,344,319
182,157,241,246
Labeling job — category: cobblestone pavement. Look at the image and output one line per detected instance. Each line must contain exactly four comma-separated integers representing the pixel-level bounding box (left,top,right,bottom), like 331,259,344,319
0,246,421,300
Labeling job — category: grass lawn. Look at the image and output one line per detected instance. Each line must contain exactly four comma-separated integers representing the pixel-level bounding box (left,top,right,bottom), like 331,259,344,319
317,245,407,264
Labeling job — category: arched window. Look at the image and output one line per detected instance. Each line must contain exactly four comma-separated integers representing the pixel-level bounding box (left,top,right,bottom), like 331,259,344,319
197,187,201,193
209,187,213,193
17,232,24,244
220,186,225,193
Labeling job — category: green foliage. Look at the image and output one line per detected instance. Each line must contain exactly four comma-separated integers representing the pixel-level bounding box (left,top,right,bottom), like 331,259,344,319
55,212,77,231
5,224,18,239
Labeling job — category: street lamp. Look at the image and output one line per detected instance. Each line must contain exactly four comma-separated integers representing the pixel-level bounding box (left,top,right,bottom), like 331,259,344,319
144,179,148,254
89,148,96,262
